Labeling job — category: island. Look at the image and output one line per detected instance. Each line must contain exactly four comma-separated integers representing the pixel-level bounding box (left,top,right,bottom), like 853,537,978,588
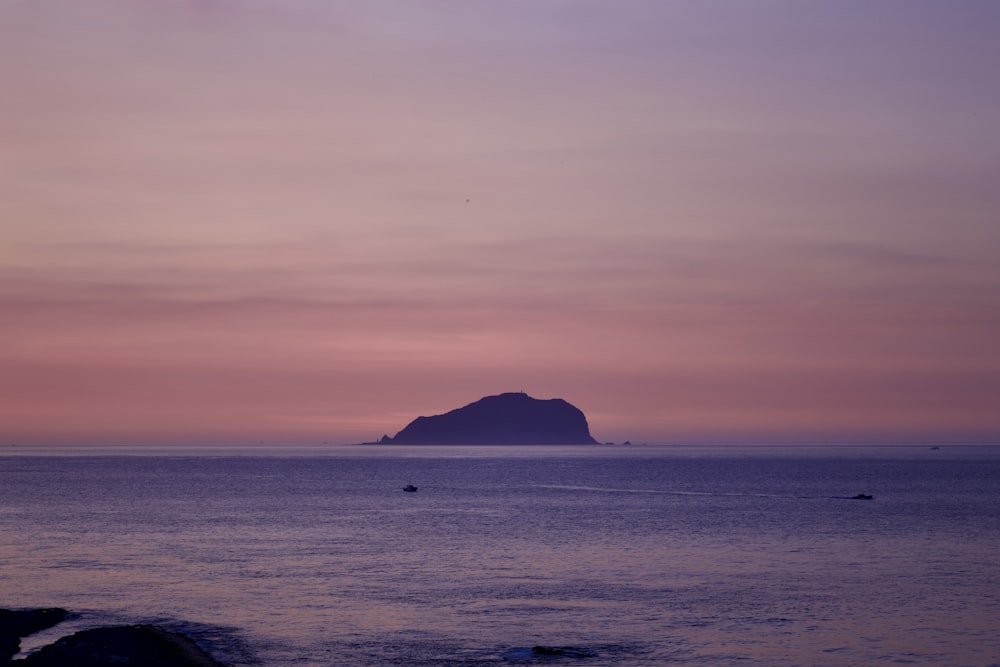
377,392,599,445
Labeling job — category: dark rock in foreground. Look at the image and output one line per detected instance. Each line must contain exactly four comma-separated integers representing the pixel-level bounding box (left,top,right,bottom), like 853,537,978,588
380,392,599,445
532,645,596,659
16,625,224,667
0,609,70,664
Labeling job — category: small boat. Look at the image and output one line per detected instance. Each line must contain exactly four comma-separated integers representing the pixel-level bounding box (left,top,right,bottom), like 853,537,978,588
851,493,873,500
403,484,418,493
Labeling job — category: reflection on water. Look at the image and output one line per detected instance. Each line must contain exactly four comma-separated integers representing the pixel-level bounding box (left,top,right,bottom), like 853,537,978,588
1,446,999,665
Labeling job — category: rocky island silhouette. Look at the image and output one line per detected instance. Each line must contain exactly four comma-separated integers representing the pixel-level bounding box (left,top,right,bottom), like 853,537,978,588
378,392,599,445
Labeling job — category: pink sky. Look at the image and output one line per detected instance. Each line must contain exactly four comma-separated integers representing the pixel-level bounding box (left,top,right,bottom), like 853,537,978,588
2,1,999,444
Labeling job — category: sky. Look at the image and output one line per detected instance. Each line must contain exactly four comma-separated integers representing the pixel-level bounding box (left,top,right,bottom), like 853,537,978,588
2,0,999,445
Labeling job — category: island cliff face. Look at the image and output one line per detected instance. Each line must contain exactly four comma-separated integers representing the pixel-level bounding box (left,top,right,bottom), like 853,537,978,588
380,392,599,445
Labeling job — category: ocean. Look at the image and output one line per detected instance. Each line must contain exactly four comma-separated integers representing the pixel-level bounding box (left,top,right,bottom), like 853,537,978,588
1,444,999,666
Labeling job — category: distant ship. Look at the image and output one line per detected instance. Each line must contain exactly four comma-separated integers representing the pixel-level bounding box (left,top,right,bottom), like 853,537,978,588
403,485,418,493
851,493,873,500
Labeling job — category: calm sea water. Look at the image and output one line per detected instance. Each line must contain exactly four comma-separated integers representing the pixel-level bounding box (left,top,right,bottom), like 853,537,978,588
2,445,999,666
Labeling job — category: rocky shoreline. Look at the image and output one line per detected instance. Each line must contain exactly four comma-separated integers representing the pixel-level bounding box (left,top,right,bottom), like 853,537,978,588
0,609,224,667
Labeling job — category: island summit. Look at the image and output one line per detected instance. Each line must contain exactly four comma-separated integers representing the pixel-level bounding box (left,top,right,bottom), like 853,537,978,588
378,392,599,445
